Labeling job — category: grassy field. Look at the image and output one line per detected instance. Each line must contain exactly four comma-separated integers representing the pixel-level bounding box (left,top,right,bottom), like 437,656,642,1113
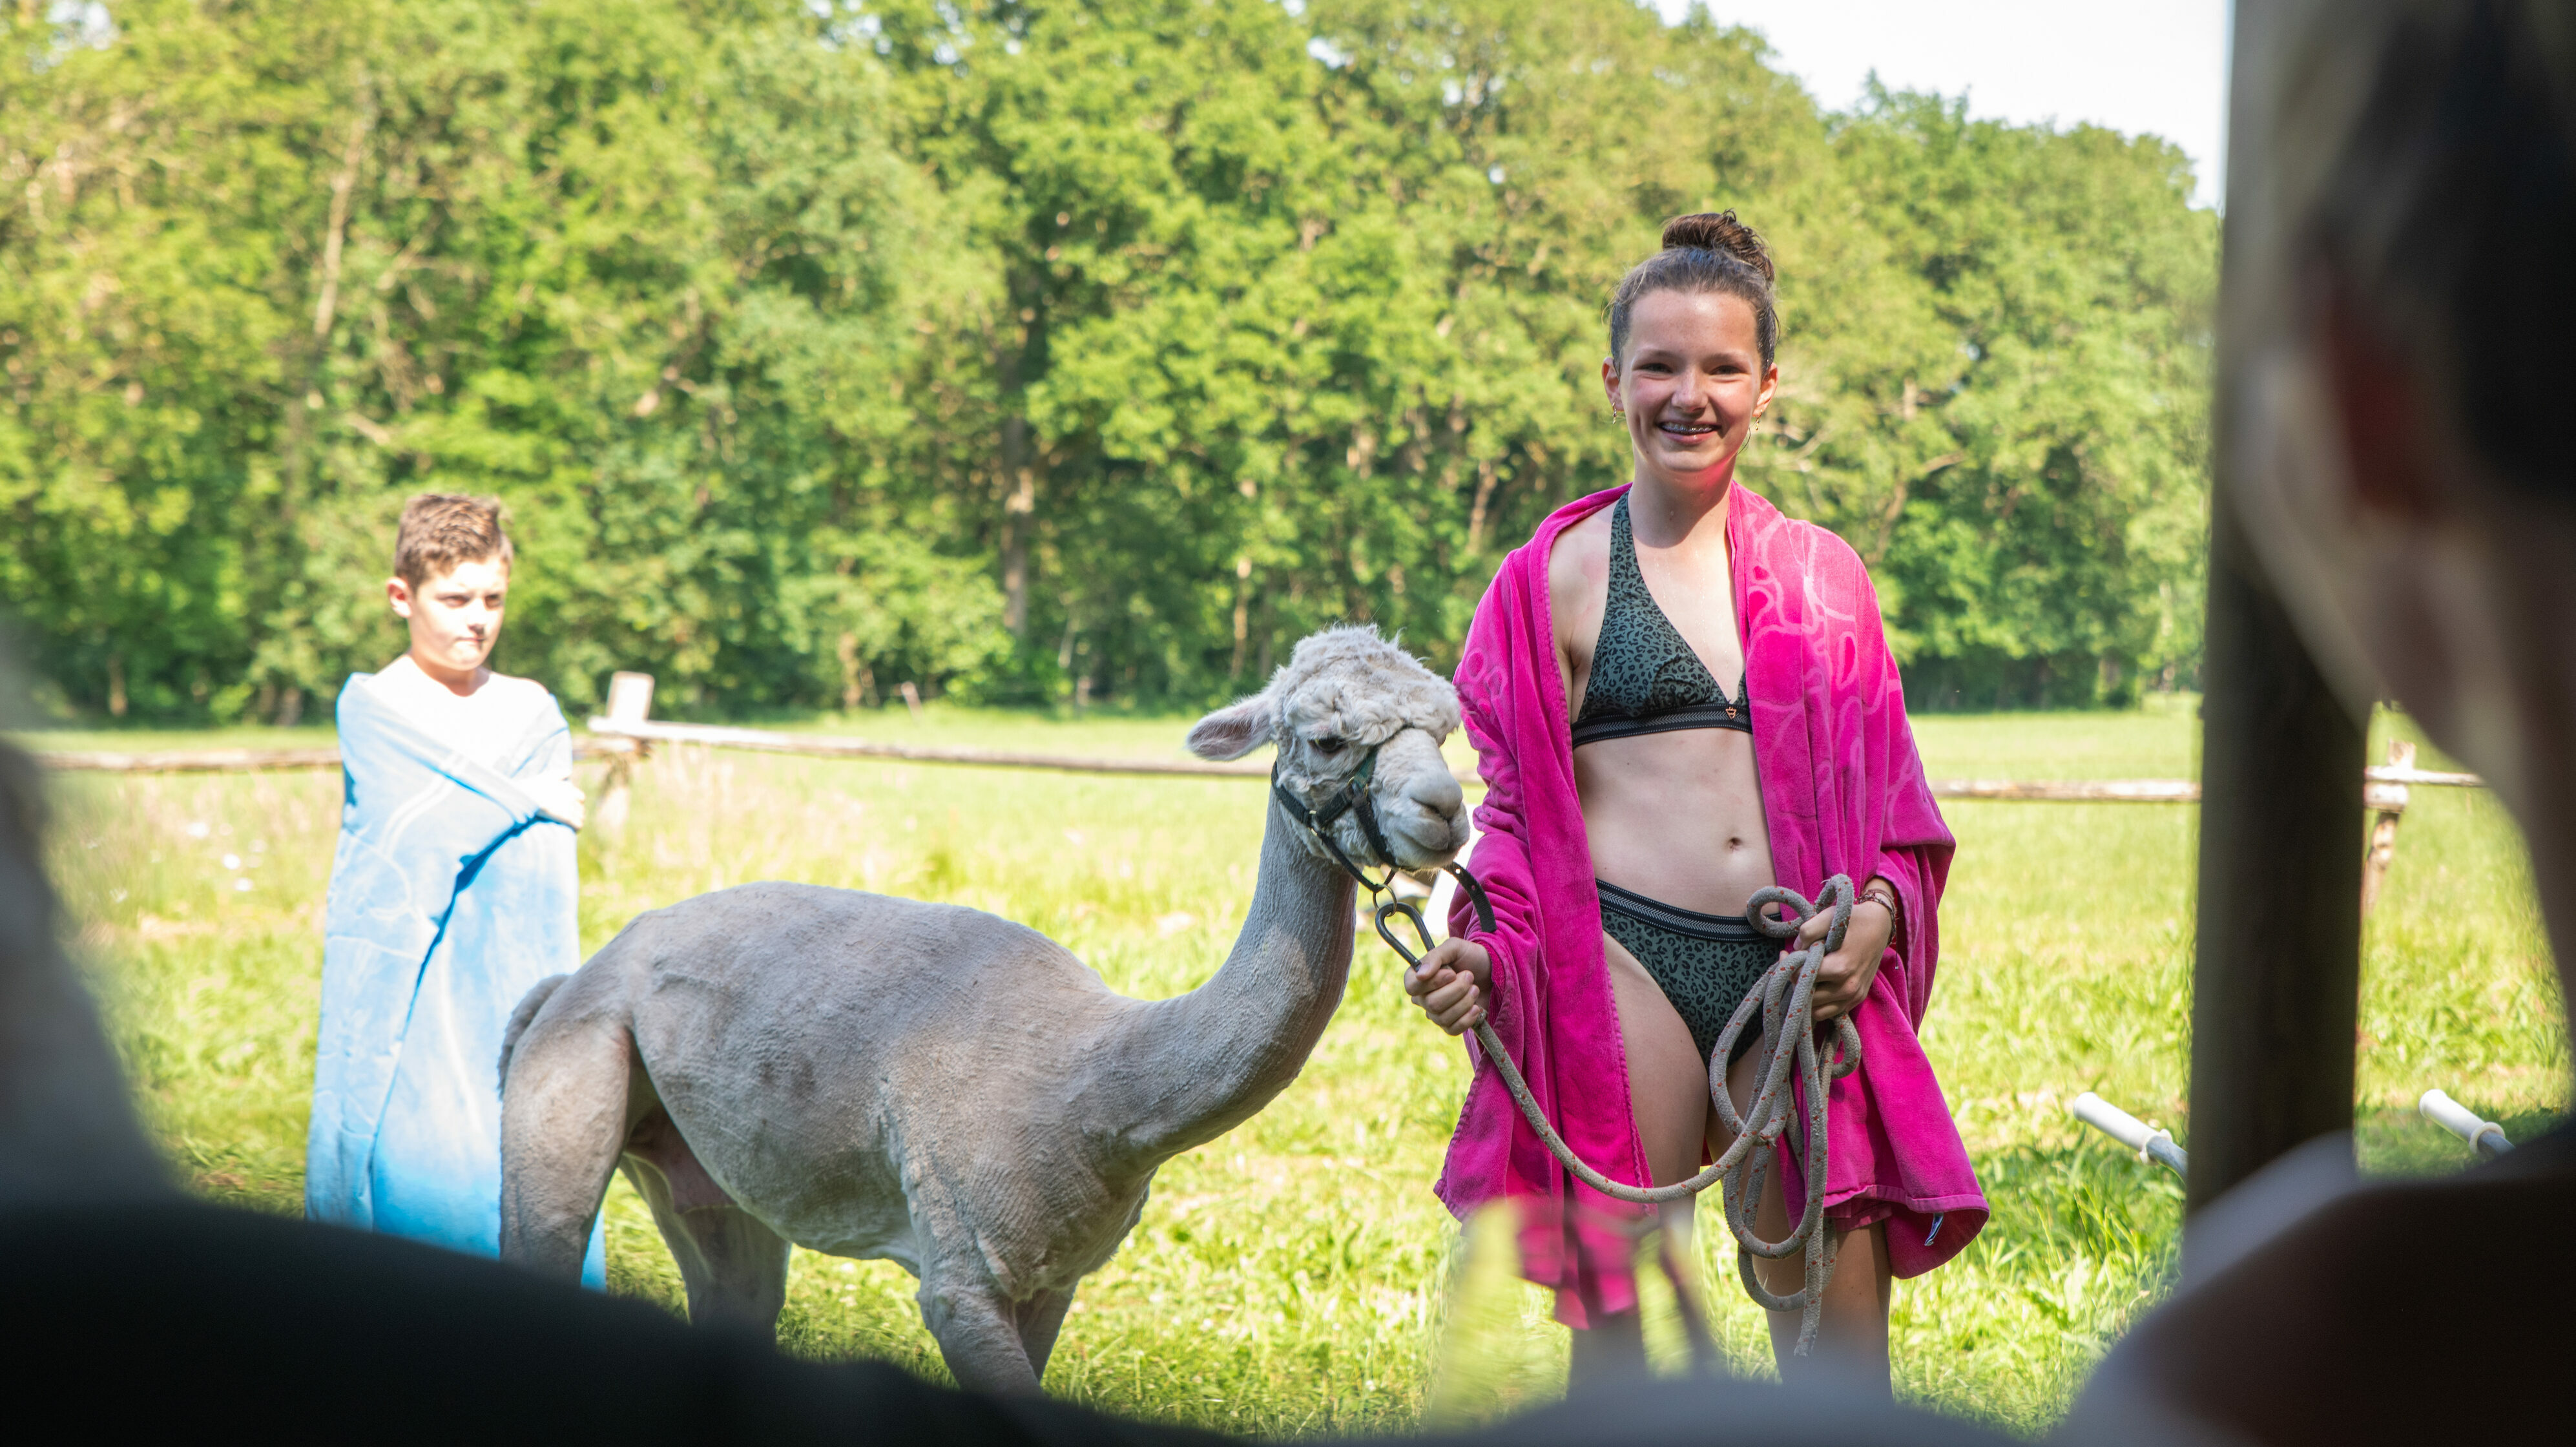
26,697,2568,1436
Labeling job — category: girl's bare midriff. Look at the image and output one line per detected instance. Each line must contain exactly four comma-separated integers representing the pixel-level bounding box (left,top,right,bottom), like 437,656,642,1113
1575,732,1774,912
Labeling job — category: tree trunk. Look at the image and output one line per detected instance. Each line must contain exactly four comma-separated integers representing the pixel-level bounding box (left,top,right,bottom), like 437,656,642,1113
1229,556,1252,680
1466,457,1500,556
1000,419,1035,639
996,276,1041,640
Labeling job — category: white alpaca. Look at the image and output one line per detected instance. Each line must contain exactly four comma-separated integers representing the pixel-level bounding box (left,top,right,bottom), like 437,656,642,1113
495,627,1468,1394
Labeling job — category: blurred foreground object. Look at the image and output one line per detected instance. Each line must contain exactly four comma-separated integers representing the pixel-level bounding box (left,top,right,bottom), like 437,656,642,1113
2067,2,2576,1442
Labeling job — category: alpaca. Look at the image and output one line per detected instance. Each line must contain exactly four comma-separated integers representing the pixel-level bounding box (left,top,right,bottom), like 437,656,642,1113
495,626,1468,1394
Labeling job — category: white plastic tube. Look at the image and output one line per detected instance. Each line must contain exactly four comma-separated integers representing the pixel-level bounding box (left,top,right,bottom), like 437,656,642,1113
2417,1088,2513,1158
2071,1091,2188,1179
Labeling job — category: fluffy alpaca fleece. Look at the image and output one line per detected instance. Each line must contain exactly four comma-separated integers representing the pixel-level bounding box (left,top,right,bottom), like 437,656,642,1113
1188,625,1460,768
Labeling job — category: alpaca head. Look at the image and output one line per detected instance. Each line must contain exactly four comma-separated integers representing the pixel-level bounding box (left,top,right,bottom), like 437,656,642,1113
1186,626,1470,873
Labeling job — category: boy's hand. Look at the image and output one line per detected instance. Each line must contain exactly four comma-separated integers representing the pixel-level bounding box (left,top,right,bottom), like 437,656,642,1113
527,778,587,831
1404,937,1491,1036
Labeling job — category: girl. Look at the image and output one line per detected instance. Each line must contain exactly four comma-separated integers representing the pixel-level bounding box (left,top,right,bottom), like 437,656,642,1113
1406,213,1984,1390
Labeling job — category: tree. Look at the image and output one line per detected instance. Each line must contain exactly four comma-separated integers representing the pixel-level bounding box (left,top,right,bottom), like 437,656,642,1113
3,0,2216,720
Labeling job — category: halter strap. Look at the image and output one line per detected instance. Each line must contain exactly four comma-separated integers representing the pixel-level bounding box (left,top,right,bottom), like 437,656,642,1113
1269,741,1495,963
1271,747,1395,895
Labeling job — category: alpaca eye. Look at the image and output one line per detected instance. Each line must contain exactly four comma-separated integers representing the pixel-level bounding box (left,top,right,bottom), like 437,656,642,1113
1311,735,1345,754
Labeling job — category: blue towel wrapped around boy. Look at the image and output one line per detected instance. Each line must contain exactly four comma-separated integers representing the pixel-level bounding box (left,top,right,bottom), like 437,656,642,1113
305,494,603,1285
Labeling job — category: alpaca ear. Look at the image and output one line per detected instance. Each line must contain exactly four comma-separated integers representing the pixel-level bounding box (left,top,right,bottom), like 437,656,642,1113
1187,692,1277,760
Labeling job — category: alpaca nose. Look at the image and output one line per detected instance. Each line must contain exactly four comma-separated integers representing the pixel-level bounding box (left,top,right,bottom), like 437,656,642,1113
1384,804,1459,864
1373,730,1464,864
1406,767,1463,822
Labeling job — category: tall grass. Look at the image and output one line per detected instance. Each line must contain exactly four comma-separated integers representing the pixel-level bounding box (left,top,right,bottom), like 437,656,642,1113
29,700,2566,1436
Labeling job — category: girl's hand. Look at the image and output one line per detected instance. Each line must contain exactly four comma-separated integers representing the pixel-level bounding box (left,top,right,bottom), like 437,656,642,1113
1794,881,1895,1024
1404,937,1492,1036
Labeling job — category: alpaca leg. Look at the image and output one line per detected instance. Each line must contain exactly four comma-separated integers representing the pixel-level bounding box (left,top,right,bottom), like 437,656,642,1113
497,995,632,1280
918,1264,1041,1395
622,1107,791,1333
665,1201,793,1332
1015,1287,1076,1382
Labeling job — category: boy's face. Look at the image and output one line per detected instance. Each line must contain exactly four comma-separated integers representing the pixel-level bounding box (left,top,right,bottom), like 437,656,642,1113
388,556,510,680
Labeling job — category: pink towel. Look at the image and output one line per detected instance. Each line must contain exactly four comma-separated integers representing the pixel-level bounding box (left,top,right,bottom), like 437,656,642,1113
1439,482,1986,1327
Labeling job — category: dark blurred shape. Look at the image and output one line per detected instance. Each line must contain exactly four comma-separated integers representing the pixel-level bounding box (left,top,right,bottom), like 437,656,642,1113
1,1200,1221,1444
1400,1369,2011,1447
2303,0,2576,503
2068,2,2576,1441
0,635,170,1207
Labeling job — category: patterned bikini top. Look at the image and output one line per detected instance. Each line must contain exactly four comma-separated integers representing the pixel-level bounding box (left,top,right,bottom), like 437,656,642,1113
1572,495,1751,748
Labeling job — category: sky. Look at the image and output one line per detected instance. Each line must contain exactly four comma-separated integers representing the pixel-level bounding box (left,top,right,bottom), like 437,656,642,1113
1659,1,2234,208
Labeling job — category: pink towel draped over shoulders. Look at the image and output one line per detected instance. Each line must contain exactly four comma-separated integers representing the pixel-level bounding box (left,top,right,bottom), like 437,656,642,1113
1438,482,1986,1327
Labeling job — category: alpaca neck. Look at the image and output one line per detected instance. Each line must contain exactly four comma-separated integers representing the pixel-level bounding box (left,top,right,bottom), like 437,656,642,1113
1102,794,1358,1167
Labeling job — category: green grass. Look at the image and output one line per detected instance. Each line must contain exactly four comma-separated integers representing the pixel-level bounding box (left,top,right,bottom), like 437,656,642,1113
25,700,2568,1436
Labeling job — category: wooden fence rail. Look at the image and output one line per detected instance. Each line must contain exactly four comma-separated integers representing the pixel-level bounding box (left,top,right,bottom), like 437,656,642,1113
26,727,2482,803
31,740,636,774
1924,764,2480,804
24,672,2465,917
582,718,1269,779
17,673,2487,823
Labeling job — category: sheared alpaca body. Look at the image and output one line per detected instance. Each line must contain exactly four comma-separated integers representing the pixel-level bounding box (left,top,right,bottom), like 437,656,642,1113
497,627,1468,1394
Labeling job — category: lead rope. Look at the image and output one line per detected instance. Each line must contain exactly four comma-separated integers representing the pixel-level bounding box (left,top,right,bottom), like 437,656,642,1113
1275,749,1860,1351
1322,794,1858,1352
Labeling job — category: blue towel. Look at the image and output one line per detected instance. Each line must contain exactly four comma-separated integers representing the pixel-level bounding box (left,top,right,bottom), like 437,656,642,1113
306,672,604,1286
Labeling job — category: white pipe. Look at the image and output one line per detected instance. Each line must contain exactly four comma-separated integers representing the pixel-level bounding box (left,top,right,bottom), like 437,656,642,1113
2072,1092,2188,1179
2417,1089,2513,1158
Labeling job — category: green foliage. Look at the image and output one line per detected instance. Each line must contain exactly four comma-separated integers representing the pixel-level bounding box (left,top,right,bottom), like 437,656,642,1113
4,0,955,717
5,0,2215,720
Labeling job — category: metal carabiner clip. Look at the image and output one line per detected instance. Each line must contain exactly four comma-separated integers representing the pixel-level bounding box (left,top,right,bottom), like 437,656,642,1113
1375,896,1435,973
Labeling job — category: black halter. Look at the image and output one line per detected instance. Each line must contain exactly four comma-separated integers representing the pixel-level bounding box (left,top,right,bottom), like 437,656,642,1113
1271,740,1494,970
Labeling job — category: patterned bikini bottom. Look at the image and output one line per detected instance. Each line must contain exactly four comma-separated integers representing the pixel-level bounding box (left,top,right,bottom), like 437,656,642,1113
1595,879,1780,1067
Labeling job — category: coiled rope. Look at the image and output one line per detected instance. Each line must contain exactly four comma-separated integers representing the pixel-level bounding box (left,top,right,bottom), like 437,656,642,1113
1273,749,1863,1352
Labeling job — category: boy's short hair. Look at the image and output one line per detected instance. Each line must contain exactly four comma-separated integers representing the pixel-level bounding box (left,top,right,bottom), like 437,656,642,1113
392,494,513,588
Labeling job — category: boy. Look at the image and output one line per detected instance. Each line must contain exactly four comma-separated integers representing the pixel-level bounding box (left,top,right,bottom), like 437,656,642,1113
306,494,602,1283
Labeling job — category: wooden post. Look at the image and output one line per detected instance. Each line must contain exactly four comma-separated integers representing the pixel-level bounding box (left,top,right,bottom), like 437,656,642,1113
594,671,655,833
605,671,655,725
2359,738,2415,918
2188,71,2371,1216
2189,492,2366,1213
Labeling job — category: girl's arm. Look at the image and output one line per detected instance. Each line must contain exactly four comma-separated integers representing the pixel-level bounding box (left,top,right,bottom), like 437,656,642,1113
1408,604,1550,1039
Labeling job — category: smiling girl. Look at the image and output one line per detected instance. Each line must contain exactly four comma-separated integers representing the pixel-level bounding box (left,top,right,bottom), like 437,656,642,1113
1405,214,1984,1389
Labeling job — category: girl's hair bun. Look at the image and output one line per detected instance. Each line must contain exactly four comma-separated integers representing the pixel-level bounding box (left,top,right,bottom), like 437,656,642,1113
1608,210,1781,366
1660,211,1774,284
